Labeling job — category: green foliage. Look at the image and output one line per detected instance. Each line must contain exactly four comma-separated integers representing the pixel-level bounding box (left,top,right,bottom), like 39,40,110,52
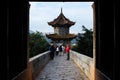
72,25,93,57
29,31,50,58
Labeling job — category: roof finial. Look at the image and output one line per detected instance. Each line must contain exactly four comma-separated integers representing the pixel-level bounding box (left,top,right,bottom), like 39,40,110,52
61,7,63,13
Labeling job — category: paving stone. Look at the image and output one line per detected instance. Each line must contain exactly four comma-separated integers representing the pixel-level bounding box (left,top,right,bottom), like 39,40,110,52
35,54,89,80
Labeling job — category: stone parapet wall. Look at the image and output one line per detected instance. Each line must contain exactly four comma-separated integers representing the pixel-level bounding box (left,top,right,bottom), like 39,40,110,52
29,51,50,80
12,69,27,80
70,50,94,80
95,69,111,80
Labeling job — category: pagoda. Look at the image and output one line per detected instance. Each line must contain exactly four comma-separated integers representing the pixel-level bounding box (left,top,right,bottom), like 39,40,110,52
46,8,77,45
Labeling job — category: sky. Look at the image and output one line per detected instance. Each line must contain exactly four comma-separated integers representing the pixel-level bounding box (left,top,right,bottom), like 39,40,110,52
29,2,94,34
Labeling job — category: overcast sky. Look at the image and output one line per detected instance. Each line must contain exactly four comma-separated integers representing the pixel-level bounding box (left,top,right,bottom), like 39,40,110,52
29,2,94,34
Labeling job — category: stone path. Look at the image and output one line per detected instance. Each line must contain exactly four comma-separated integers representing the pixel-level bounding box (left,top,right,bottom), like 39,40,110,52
35,53,89,80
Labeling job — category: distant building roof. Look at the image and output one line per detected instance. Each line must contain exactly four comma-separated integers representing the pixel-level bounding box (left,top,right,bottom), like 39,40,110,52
48,8,75,27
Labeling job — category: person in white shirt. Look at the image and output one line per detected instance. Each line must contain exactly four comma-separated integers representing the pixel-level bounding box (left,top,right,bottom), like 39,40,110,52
56,46,59,56
62,45,65,55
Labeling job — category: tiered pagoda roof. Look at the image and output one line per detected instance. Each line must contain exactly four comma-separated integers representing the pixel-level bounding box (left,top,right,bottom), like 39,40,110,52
48,8,75,27
46,8,77,40
46,33,77,40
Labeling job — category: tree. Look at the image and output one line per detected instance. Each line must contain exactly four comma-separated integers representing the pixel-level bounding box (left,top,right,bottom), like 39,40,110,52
72,25,93,57
29,31,50,58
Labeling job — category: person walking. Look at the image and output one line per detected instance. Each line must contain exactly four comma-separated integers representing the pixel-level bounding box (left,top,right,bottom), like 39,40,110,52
62,45,65,55
65,44,70,60
59,45,63,56
49,43,56,60
56,46,59,56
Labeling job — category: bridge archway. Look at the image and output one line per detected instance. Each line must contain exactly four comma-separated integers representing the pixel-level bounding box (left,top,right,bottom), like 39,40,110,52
3,0,116,80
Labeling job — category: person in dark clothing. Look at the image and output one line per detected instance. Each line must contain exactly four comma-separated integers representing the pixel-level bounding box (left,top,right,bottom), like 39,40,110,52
49,44,56,60
59,45,63,56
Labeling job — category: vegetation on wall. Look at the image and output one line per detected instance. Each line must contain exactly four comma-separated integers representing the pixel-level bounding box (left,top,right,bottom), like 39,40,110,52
29,31,50,58
71,25,93,57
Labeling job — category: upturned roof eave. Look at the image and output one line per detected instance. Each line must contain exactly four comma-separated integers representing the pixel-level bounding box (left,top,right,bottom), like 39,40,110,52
48,22,75,27
46,34,77,39
48,12,75,26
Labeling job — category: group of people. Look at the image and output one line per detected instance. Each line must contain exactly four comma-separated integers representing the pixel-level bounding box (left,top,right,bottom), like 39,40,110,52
49,43,70,60
56,45,65,56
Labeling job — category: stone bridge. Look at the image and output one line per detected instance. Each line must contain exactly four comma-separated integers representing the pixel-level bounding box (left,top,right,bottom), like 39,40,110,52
28,50,94,80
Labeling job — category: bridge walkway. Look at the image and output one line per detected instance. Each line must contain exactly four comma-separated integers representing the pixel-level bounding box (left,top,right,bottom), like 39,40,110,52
35,53,89,80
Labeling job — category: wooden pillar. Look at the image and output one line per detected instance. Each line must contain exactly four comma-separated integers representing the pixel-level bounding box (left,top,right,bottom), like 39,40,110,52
27,2,33,80
95,0,114,79
7,0,30,80
92,2,96,80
